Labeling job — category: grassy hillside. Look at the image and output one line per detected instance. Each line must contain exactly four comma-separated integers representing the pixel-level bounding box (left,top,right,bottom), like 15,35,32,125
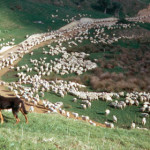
0,0,149,48
0,112,150,150
2,20,150,129
0,1,150,149
0,0,109,46
2,41,150,129
26,0,150,16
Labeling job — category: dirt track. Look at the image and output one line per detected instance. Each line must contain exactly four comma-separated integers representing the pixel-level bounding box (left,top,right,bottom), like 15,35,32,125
1,13,150,127
0,83,106,127
138,5,150,22
1,12,150,126
0,19,114,127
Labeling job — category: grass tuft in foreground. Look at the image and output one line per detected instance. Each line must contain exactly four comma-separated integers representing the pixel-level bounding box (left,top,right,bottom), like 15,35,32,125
0,112,150,150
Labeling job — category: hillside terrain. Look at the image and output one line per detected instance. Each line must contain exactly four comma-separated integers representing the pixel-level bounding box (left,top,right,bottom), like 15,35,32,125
26,0,150,16
0,112,149,150
0,0,150,149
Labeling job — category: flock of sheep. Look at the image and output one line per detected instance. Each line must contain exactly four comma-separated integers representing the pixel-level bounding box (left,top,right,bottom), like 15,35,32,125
0,38,15,49
0,14,149,129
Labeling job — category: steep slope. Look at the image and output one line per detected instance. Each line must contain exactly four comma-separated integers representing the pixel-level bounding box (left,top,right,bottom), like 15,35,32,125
0,112,150,150
0,0,109,46
26,0,150,16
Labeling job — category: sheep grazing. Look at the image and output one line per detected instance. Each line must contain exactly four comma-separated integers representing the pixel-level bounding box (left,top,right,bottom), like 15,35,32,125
105,122,114,128
29,106,34,112
72,98,77,102
87,102,91,108
102,95,112,101
89,120,96,126
25,35,29,38
59,108,65,115
81,104,86,109
142,118,146,126
113,115,117,123
72,112,79,119
30,52,34,55
66,112,70,118
140,107,146,112
82,115,89,121
32,100,37,106
141,113,149,118
119,92,124,97
110,123,114,128
47,110,51,114
52,109,58,113
105,109,110,116
2,17,150,131
131,122,136,129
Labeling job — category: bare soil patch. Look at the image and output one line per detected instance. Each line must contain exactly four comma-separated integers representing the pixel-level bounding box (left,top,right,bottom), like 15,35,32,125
137,5,150,22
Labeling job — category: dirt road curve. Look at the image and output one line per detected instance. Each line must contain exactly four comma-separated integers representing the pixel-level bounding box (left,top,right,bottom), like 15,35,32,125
0,17,122,127
0,84,106,127
0,14,148,126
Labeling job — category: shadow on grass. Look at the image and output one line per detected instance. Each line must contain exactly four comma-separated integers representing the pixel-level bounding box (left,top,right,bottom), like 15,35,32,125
3,114,14,123
107,119,113,123
97,112,105,115
76,106,82,109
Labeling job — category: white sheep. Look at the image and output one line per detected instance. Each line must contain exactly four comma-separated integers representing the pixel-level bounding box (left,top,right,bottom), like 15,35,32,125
72,98,77,102
113,115,117,123
89,120,96,126
105,122,114,128
72,112,79,119
81,104,86,109
29,106,34,112
131,122,135,129
105,109,110,116
82,115,89,121
66,112,70,118
142,118,146,126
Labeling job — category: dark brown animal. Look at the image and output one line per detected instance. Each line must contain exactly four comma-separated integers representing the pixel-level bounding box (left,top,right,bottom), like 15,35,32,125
0,95,28,124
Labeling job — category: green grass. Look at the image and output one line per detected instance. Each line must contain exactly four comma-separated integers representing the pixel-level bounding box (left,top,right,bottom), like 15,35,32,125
0,0,110,46
0,1,150,149
140,0,150,4
1,0,150,132
42,92,150,129
0,112,150,150
2,39,150,129
2,53,148,130
104,66,125,73
1,46,62,82
138,23,150,31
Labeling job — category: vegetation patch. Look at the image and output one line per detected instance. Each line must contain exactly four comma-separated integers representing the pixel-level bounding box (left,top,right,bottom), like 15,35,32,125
0,112,149,150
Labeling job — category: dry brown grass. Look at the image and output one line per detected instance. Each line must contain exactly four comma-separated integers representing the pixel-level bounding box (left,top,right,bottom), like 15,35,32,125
82,38,150,92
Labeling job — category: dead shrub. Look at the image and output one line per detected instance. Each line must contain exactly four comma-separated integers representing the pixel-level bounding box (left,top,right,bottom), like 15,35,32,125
99,72,111,80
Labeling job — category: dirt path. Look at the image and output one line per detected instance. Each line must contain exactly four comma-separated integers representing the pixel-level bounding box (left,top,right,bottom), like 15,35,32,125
137,5,150,22
0,18,119,127
0,84,106,127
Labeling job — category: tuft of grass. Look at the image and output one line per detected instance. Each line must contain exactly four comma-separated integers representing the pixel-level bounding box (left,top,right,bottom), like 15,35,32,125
0,112,150,150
